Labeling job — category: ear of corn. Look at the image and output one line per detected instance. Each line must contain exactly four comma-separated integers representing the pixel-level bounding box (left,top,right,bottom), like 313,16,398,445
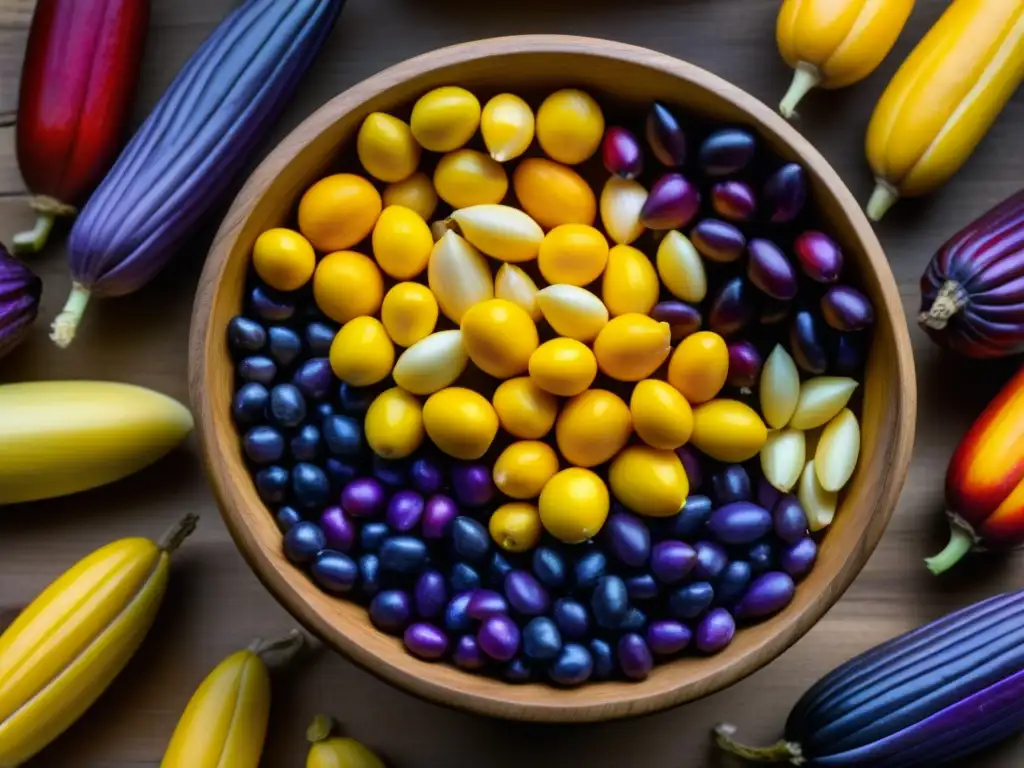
0,381,193,506
776,0,915,118
866,0,1024,220
0,515,197,767
306,715,386,768
160,631,306,768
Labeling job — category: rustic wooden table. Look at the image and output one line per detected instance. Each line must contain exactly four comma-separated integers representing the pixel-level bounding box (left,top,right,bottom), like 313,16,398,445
2,0,1023,765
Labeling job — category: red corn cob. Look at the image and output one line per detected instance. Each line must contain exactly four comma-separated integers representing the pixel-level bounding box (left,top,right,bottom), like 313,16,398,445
926,364,1024,574
13,0,149,254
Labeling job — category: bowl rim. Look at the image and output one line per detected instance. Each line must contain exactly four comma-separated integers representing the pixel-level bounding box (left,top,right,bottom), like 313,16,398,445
189,34,917,722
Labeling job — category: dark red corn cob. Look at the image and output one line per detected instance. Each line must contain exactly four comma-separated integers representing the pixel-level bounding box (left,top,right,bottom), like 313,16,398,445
13,0,149,254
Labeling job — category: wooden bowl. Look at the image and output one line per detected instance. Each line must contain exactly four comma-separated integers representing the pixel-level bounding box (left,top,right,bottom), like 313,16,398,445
189,35,916,722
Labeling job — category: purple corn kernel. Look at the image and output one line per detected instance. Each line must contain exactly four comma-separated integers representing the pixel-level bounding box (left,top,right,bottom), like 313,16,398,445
696,607,736,653
319,505,356,553
478,615,520,661
698,128,756,177
466,588,509,620
422,494,458,540
404,623,448,660
763,163,807,223
652,301,702,342
821,285,875,332
646,101,687,167
727,341,763,390
691,219,746,263
709,277,754,337
640,173,701,230
711,180,756,222
646,619,692,656
747,238,798,301
602,126,644,179
734,571,796,620
795,231,842,283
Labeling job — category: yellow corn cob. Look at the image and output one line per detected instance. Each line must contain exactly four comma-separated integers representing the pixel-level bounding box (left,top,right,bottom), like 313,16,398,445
306,715,386,768
776,0,915,118
160,630,306,768
866,0,1024,220
0,515,197,767
0,380,193,505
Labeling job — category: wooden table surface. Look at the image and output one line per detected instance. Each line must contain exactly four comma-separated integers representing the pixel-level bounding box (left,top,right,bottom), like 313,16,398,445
2,0,1024,765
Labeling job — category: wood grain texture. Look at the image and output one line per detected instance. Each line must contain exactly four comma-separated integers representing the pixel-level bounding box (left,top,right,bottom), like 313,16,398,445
191,35,915,723
1,0,1024,764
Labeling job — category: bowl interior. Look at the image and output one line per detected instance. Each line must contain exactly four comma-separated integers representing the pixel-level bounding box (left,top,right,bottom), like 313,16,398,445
190,36,915,722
